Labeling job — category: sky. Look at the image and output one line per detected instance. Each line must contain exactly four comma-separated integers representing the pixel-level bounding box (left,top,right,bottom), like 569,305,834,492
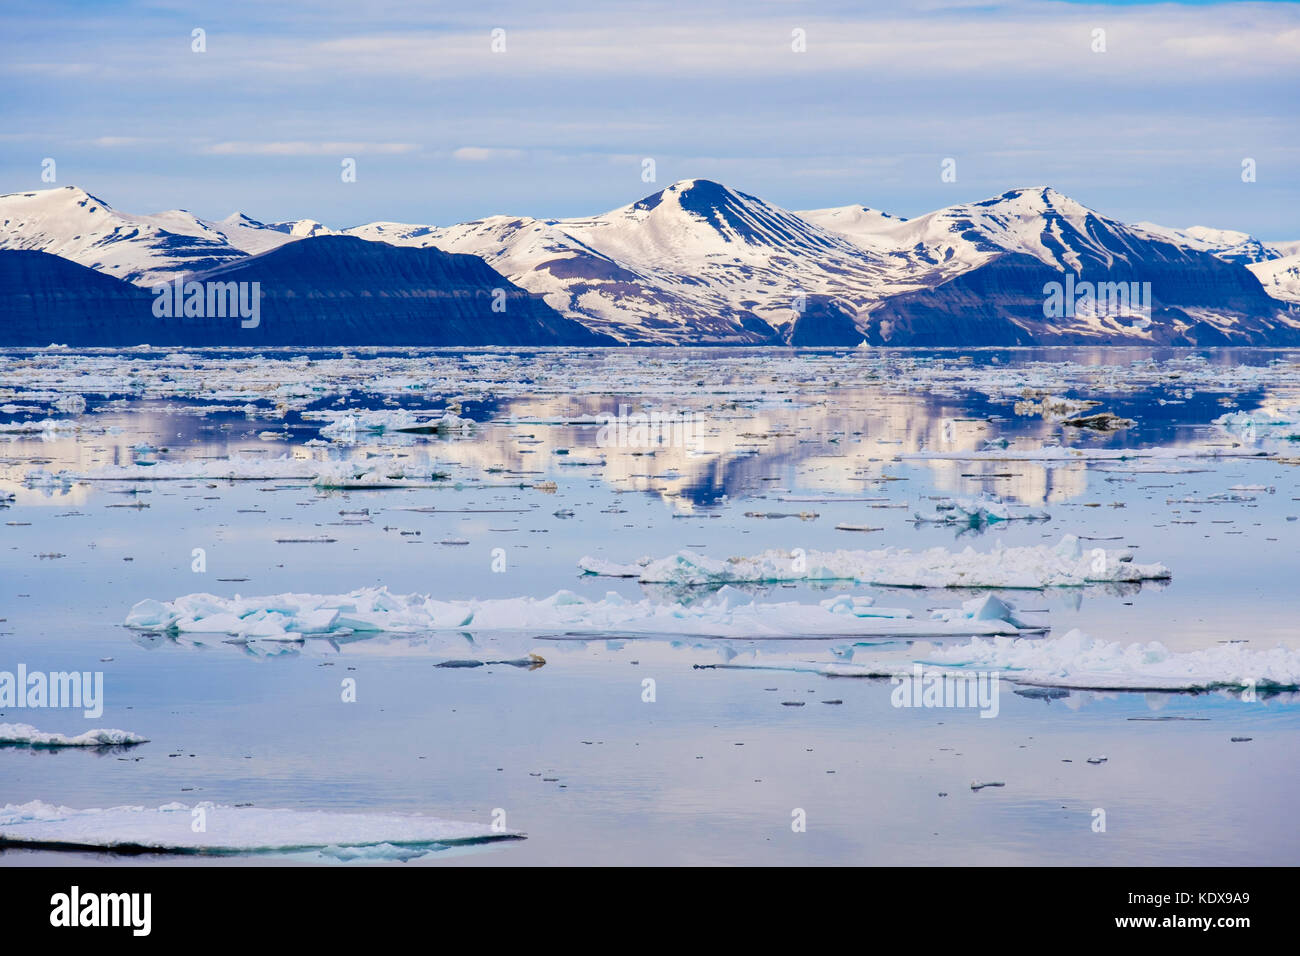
1,0,1297,238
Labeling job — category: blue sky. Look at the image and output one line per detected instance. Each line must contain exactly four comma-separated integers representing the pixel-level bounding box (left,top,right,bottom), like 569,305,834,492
2,0,1297,238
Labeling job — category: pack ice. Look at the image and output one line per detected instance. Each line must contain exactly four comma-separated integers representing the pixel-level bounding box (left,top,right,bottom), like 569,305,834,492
578,535,1169,589
124,587,1040,640
0,801,517,854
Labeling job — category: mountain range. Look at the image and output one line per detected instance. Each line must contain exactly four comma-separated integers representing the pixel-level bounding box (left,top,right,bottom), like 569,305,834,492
2,181,1297,346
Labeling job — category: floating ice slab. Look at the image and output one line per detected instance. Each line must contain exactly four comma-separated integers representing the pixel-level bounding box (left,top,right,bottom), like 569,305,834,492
913,497,1049,525
0,723,148,748
578,535,1169,589
125,586,1038,640
312,409,474,440
899,446,1270,462
0,418,79,435
726,628,1300,692
1214,406,1300,443
0,801,517,854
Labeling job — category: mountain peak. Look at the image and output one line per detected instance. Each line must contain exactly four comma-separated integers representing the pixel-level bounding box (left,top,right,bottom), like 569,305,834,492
975,186,1098,220
220,212,266,227
632,178,739,213
0,184,113,209
289,219,331,237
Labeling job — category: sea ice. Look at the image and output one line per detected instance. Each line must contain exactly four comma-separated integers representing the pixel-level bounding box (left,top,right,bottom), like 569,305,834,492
0,800,517,853
125,585,1039,640
728,628,1300,691
0,723,148,748
578,535,1169,589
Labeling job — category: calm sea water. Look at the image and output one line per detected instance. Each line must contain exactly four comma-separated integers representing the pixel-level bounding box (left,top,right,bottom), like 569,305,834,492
2,347,1298,864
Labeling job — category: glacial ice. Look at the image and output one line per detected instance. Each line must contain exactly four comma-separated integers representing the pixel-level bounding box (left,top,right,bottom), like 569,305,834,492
0,800,517,853
577,535,1169,589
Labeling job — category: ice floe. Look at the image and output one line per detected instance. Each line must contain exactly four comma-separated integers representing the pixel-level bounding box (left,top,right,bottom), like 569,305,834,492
311,409,475,441
578,535,1169,589
24,454,448,486
1213,406,1299,444
912,497,1050,526
125,585,1041,640
0,800,517,854
729,628,1300,692
0,723,148,748
899,446,1271,463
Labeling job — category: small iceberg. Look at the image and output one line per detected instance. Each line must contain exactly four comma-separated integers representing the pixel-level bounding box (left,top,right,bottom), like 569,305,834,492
913,497,1050,527
0,723,149,748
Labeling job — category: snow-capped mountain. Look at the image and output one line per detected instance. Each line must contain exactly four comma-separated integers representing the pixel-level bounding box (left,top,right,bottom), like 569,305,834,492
1129,221,1300,304
2,181,1296,345
1132,222,1280,265
804,187,1299,345
340,180,912,344
0,186,310,286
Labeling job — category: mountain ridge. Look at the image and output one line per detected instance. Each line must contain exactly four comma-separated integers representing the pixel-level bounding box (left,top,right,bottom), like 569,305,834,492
2,181,1296,346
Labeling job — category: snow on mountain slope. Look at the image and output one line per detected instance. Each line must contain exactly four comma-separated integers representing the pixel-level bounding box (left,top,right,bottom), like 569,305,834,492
888,187,1196,274
796,204,909,253
541,180,904,342
0,186,247,286
340,181,911,344
0,187,317,286
1249,253,1300,303
800,187,1205,293
216,212,329,254
1132,222,1283,265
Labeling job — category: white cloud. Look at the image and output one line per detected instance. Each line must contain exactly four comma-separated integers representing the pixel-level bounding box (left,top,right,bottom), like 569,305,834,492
198,141,419,156
451,146,526,162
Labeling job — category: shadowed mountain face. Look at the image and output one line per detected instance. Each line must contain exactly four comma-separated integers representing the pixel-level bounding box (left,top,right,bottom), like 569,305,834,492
0,238,614,346
186,236,614,345
857,249,1300,348
0,250,158,345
